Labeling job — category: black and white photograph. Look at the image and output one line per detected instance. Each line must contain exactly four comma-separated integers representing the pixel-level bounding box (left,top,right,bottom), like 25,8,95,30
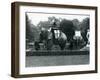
25,12,90,67
11,2,97,77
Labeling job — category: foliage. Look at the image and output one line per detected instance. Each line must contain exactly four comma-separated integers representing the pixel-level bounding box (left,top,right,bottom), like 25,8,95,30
72,19,80,30
26,14,39,42
80,17,90,43
80,17,90,31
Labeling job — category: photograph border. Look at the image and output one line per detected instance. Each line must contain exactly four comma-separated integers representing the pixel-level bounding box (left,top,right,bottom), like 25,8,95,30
11,2,98,78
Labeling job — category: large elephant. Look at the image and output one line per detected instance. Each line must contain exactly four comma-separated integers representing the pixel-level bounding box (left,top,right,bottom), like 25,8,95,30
38,27,67,50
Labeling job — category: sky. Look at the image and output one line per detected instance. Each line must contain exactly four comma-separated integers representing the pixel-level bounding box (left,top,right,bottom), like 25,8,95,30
26,12,89,26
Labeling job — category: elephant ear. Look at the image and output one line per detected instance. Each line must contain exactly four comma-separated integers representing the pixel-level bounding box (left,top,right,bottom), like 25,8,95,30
48,32,53,40
61,32,67,40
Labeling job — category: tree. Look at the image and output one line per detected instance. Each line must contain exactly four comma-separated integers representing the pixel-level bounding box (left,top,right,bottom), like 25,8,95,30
80,17,90,44
26,14,39,42
26,14,33,42
37,21,51,30
80,17,90,31
72,19,80,30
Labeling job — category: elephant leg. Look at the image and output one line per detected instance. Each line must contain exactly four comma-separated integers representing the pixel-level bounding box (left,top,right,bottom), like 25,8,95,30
59,41,66,50
47,39,53,50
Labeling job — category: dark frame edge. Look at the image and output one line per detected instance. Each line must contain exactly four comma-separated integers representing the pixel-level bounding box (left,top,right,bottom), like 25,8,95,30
95,7,98,73
11,2,16,77
13,70,97,78
11,2,20,78
12,1,97,10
